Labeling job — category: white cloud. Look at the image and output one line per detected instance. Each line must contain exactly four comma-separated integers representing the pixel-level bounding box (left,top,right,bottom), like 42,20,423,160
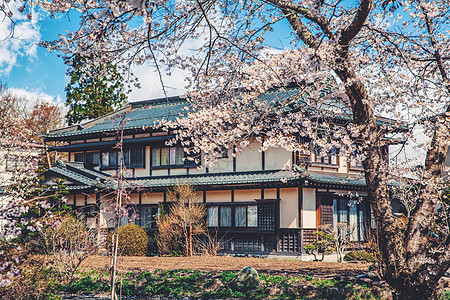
8,87,65,114
127,63,189,102
0,3,41,75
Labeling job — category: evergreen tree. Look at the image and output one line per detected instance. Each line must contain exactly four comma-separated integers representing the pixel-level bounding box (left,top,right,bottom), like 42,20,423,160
65,55,127,125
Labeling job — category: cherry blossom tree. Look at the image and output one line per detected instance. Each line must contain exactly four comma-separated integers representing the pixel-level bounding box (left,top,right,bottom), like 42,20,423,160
0,83,64,287
35,0,450,298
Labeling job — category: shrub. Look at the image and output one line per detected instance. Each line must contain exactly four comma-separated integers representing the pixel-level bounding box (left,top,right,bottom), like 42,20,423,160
108,223,149,256
303,229,335,261
344,250,376,263
39,213,99,283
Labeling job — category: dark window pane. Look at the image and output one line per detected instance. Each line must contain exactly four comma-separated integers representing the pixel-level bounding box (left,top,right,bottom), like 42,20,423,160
152,148,160,166
109,151,118,167
86,152,99,166
247,205,257,227
160,148,169,165
220,206,231,227
130,148,144,168
235,206,246,227
102,152,109,167
207,206,218,227
74,153,84,162
257,202,275,231
140,206,154,228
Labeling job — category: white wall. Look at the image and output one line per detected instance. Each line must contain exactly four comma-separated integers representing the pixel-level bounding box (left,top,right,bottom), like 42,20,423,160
302,188,316,228
279,188,298,228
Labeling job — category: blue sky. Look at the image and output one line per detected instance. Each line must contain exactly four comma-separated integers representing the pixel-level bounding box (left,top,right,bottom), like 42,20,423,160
0,6,293,104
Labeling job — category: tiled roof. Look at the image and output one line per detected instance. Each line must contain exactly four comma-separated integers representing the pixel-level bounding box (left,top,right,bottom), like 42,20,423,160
46,84,406,141
46,98,187,139
45,161,367,191
129,170,298,188
48,161,115,190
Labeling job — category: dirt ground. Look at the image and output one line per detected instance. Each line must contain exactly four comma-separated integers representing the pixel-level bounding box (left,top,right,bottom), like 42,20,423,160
80,255,369,277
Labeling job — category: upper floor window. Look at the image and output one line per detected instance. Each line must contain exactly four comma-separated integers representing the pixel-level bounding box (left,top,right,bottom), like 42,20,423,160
152,147,183,167
68,147,145,169
102,151,119,168
152,146,200,168
349,150,363,169
74,152,101,167
311,144,338,165
105,148,145,169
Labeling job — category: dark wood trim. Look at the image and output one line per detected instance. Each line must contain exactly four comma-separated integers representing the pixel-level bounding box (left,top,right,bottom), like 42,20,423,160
139,192,142,206
262,150,265,171
96,193,100,225
233,157,236,173
316,190,321,227
276,188,280,234
205,201,258,206
231,189,234,203
163,191,167,202
298,187,303,228
203,190,206,203
261,188,264,200
149,145,152,176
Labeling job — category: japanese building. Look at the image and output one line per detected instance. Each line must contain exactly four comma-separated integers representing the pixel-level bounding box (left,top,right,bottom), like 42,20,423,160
43,87,383,255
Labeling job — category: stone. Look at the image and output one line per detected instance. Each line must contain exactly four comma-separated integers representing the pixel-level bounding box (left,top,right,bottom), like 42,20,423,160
207,278,224,292
367,265,381,280
231,266,260,292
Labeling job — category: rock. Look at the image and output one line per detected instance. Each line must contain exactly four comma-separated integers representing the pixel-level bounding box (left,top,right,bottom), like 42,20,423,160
231,266,260,291
208,278,224,292
367,265,381,280
356,276,373,285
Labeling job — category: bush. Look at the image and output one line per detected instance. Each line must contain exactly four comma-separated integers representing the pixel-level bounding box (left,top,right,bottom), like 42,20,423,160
344,250,376,263
107,224,149,256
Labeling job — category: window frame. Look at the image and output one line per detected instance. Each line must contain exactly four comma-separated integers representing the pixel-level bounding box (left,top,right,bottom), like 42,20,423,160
151,146,200,169
206,202,263,231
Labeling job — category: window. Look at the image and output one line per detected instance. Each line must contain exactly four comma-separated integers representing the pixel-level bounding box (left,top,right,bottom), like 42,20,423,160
235,205,257,227
109,151,119,167
220,206,231,227
85,152,100,166
138,206,158,228
74,153,84,162
208,204,260,229
257,202,275,231
247,205,258,227
152,146,199,167
152,147,183,167
235,206,246,227
124,148,145,168
312,144,338,165
100,148,144,169
332,197,366,241
349,151,363,168
207,206,218,227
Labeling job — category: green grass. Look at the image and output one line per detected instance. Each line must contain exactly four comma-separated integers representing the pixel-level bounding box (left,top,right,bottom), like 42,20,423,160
56,268,385,299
